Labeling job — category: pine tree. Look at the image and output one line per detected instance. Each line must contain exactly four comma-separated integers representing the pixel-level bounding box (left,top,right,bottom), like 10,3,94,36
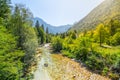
10,5,38,74
35,20,40,28
46,27,49,34
35,21,46,44
41,24,44,31
46,27,49,43
94,23,109,46
0,0,11,19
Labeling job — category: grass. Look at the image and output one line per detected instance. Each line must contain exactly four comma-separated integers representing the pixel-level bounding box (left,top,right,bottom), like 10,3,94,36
92,43,120,54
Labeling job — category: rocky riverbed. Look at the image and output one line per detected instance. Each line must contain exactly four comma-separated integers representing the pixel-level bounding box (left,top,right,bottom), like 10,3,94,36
33,44,111,80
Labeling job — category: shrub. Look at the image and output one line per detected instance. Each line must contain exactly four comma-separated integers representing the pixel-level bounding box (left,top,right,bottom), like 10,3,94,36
62,50,75,58
102,67,109,76
75,47,89,62
51,36,62,52
111,32,120,45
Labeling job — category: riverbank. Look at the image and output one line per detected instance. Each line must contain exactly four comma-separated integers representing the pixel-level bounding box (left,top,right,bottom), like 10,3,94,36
47,53,111,80
32,44,111,80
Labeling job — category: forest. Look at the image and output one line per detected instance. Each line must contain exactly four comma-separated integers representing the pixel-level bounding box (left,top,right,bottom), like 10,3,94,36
0,0,51,79
0,0,120,80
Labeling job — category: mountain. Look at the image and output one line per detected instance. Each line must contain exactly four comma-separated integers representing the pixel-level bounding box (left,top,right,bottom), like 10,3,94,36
33,17,72,34
70,0,120,32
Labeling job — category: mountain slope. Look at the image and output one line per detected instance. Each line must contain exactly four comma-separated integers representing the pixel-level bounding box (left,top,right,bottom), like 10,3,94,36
70,0,120,32
33,17,72,34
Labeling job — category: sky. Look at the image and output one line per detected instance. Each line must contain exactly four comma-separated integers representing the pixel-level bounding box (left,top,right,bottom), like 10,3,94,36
11,0,104,26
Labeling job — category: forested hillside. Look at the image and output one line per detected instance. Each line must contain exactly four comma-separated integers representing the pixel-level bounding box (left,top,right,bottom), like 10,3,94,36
0,0,50,79
52,18,120,79
70,0,120,32
51,0,120,78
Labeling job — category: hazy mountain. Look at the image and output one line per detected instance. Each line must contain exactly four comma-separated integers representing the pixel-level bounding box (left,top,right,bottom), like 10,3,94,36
33,17,72,34
70,0,120,32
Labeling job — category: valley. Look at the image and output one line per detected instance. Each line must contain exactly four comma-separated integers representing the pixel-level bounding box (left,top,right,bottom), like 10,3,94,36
0,0,120,80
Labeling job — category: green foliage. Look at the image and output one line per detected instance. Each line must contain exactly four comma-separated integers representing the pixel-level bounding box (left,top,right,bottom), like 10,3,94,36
0,17,4,25
7,4,38,79
22,24,38,65
111,32,120,45
88,44,120,77
77,36,92,48
102,67,109,76
94,23,109,46
75,47,89,61
57,19,120,79
0,0,120,79
62,37,74,51
0,26,16,53
0,1,49,80
35,21,46,44
39,27,46,44
51,36,62,52
70,31,77,39
46,27,51,43
46,34,51,43
109,19,120,36
113,57,120,73
0,0,11,19
10,4,33,48
62,50,75,58
85,52,104,71
73,36,92,61
0,26,24,80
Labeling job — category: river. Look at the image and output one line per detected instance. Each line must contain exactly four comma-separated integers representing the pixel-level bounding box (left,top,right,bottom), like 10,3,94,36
33,44,52,80
33,44,110,80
